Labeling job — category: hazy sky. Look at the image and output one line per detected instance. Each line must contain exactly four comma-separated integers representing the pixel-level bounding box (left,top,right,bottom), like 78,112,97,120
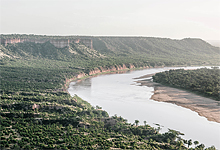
0,0,219,40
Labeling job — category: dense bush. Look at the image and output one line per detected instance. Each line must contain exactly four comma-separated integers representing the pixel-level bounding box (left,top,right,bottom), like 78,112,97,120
153,68,220,100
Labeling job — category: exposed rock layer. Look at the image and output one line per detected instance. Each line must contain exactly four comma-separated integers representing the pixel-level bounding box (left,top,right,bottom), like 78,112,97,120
64,64,149,91
0,38,93,49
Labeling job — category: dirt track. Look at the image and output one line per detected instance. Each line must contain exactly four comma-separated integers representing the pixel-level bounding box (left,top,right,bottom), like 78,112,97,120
136,79,220,123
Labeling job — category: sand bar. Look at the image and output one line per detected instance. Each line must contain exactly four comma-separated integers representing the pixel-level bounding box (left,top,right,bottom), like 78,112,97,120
135,78,220,123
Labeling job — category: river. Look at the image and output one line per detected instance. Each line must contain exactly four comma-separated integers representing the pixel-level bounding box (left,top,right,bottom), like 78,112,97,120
68,66,220,149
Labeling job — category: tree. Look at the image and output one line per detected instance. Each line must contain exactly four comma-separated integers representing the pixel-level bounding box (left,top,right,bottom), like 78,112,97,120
176,140,183,148
134,120,139,126
144,121,147,126
96,105,102,109
187,139,192,148
194,140,199,147
183,139,187,145
197,144,205,149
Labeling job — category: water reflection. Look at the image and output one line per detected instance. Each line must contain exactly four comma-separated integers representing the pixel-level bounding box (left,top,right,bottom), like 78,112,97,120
74,78,91,87
68,66,220,149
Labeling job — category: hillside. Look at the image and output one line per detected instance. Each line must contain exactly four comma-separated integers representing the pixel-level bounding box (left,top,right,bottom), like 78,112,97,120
92,37,219,65
0,41,101,60
1,34,219,67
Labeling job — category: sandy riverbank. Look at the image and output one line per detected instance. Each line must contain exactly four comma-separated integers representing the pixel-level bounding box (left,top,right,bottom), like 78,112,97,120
135,78,220,123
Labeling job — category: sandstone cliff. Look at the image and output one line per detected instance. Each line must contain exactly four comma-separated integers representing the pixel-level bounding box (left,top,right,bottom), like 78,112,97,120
0,38,93,49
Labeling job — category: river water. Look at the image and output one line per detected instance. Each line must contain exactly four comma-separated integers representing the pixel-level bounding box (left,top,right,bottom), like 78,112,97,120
68,66,220,149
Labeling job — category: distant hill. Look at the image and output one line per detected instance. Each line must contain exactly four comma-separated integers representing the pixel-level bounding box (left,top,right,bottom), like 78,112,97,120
0,34,219,67
93,37,219,61
92,36,219,66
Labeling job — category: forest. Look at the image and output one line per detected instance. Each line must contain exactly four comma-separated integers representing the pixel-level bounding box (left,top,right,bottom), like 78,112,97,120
152,68,220,100
1,91,215,149
0,34,219,149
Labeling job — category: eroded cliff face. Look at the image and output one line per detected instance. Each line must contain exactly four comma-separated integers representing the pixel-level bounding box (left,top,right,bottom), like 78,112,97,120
88,64,150,76
63,64,150,91
49,39,69,48
88,65,125,75
0,38,93,49
63,73,86,90
88,64,152,76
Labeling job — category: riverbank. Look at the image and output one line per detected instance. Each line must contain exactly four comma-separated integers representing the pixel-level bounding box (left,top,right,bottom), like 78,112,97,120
136,79,220,123
66,66,220,123
64,65,212,92
64,64,156,91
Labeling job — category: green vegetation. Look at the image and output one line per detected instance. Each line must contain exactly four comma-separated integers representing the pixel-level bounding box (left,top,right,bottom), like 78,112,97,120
0,93,197,149
0,34,219,149
92,37,219,66
1,34,220,68
153,68,220,100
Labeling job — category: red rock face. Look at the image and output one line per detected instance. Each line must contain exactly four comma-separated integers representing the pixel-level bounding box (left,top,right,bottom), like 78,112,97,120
63,64,138,91
89,68,101,75
88,64,133,75
1,38,21,45
129,64,135,69
73,39,80,43
76,73,86,78
116,64,127,70
0,38,93,49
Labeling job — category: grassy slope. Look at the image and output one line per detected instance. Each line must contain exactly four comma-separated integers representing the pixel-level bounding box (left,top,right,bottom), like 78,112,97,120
92,37,219,65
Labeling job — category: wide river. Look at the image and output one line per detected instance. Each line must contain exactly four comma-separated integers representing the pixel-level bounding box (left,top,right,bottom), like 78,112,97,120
68,66,220,149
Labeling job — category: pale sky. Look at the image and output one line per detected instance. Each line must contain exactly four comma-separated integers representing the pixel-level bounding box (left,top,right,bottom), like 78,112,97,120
0,0,220,40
